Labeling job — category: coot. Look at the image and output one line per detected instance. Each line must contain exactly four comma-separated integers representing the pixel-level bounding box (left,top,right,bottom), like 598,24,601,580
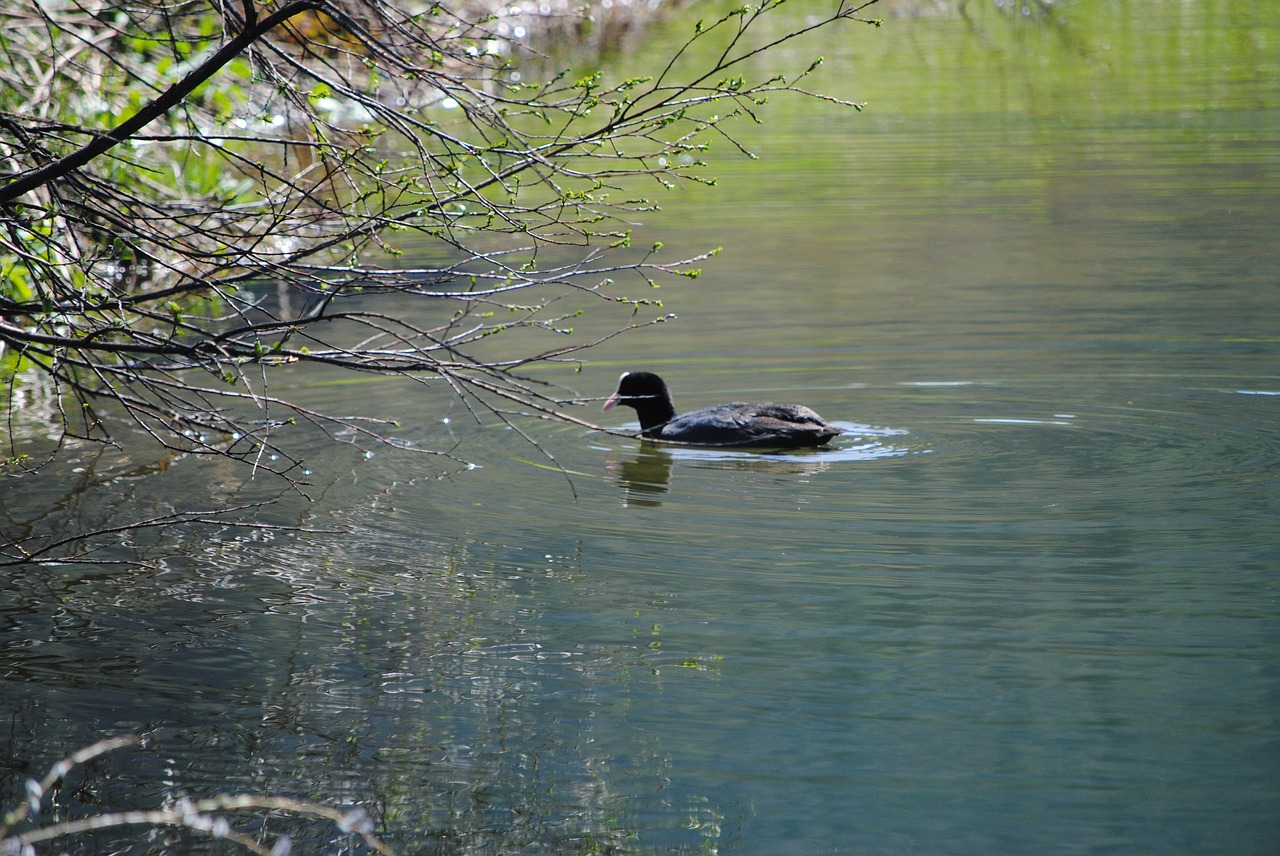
602,371,843,448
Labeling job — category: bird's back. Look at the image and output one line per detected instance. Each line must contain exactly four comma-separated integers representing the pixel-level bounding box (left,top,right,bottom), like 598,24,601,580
656,402,841,448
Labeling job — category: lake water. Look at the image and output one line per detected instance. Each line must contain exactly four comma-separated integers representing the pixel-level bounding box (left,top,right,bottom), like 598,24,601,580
3,1,1279,854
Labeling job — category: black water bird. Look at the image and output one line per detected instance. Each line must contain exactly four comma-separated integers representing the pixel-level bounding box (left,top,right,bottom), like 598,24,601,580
602,371,842,448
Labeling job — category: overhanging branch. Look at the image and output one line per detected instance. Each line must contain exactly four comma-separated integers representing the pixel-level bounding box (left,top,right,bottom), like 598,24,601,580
0,0,321,206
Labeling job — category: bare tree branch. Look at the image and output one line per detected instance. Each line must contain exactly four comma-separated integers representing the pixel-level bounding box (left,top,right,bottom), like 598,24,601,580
1,735,391,854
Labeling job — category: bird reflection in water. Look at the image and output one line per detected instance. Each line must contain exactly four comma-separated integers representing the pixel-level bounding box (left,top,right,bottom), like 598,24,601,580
606,445,673,507
605,444,851,508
